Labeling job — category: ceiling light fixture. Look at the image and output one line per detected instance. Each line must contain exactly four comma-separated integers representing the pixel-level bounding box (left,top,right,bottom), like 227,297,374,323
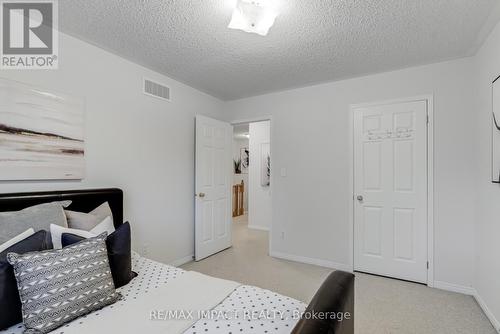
228,0,278,36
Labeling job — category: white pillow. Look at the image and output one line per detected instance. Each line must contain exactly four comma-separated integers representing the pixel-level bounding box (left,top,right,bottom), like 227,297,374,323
89,216,114,235
50,216,114,249
0,228,35,253
50,224,94,249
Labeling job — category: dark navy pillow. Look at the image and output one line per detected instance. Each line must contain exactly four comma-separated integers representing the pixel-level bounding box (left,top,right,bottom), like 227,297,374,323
61,233,86,245
62,221,137,288
0,230,50,330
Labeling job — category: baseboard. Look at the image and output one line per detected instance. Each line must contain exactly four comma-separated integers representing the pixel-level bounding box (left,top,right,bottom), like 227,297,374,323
248,225,269,231
270,251,352,272
474,290,500,333
169,254,194,267
433,280,475,295
433,282,499,332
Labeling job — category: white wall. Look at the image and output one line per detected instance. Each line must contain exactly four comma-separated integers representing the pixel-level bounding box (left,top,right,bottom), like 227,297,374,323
223,58,477,287
473,19,500,331
0,32,224,266
248,121,272,230
233,138,249,212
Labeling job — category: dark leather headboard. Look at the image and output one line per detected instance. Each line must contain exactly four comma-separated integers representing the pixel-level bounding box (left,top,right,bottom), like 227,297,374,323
0,188,123,228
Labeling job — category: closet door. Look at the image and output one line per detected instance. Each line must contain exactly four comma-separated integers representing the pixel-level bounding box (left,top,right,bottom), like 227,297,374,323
353,100,428,283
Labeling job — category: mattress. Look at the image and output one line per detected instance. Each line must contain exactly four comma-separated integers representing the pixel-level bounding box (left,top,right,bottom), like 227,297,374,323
1,252,306,334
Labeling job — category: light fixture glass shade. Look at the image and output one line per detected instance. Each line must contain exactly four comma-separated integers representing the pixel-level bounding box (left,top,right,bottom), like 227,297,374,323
228,0,278,36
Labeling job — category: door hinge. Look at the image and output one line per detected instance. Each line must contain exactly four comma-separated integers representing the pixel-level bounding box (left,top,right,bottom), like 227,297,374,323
426,115,430,124
427,261,429,269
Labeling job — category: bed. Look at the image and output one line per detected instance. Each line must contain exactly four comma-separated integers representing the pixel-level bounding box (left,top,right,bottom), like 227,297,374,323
0,188,354,334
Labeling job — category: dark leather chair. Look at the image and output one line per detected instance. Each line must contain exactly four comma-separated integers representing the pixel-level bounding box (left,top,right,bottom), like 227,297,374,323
292,270,355,334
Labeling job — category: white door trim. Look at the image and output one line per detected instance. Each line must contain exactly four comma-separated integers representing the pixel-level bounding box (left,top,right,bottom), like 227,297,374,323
230,116,274,255
348,95,434,287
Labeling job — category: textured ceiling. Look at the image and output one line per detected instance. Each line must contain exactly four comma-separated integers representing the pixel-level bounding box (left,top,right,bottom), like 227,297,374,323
59,0,498,100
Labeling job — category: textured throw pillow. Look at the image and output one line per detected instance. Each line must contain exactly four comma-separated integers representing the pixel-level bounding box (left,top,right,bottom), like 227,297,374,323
7,233,121,334
65,202,114,230
50,216,115,249
0,201,71,244
0,231,50,330
62,222,137,288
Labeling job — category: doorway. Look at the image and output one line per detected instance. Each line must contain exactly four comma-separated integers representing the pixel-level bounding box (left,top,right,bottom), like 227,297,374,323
194,115,272,261
351,97,433,285
232,120,272,249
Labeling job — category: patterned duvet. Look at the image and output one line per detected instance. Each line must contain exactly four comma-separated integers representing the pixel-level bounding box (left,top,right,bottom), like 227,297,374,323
1,252,306,334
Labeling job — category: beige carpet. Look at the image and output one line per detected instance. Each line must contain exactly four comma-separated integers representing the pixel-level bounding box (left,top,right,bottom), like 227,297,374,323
182,217,495,334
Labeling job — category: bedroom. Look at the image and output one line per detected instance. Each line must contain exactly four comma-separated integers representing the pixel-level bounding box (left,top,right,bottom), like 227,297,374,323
0,0,499,333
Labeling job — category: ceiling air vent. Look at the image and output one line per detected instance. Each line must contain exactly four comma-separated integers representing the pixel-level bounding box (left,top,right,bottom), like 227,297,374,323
144,78,171,102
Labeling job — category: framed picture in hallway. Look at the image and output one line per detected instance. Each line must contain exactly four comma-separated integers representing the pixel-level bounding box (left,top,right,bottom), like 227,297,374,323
261,142,270,186
240,147,249,173
492,76,500,183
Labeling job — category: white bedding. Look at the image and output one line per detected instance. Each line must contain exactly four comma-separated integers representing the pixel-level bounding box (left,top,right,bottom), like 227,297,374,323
1,252,306,334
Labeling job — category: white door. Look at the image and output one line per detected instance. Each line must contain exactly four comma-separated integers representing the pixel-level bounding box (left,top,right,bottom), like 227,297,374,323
195,115,233,261
353,100,428,283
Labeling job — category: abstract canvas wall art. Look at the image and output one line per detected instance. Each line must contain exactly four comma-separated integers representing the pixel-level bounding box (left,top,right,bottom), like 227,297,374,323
493,77,500,183
0,78,85,180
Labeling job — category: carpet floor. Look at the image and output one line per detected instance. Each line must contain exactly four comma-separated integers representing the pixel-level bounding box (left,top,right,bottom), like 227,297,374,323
182,217,495,334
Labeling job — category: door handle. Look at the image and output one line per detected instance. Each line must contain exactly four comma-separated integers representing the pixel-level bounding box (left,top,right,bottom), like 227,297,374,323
197,192,206,198
357,195,364,202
